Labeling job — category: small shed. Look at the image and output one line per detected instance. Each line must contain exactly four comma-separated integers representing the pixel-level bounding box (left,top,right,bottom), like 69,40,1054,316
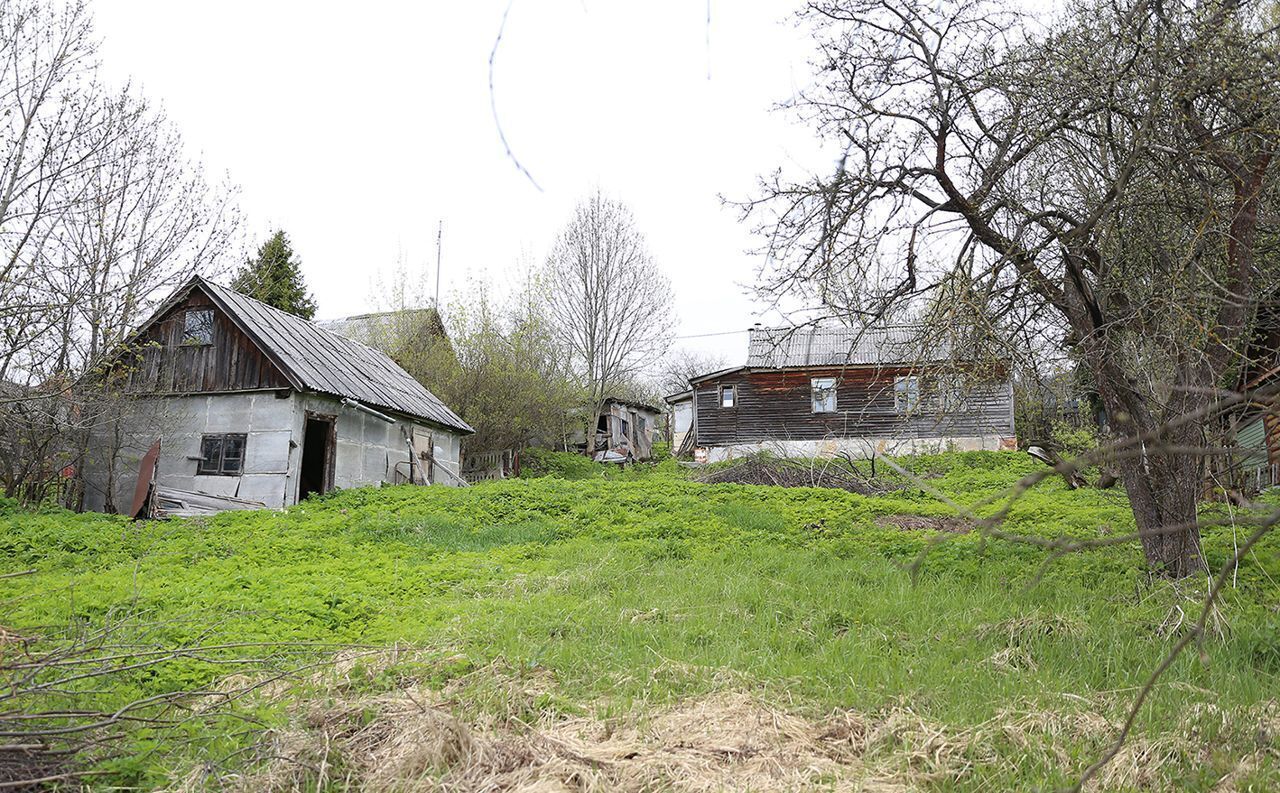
581,398,661,462
81,276,473,514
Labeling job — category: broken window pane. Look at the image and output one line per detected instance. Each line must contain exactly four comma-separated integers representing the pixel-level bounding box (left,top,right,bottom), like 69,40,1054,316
182,309,214,346
197,433,247,475
221,434,246,473
811,377,838,413
197,435,223,475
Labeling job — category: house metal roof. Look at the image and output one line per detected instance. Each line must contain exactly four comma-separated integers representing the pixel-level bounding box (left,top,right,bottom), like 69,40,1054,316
746,325,948,369
195,278,472,434
317,307,447,350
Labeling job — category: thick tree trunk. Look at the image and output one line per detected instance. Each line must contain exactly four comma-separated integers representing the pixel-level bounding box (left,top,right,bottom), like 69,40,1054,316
1085,341,1209,579
1115,449,1206,577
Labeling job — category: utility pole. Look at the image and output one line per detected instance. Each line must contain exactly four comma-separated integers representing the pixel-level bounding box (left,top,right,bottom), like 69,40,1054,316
434,220,443,308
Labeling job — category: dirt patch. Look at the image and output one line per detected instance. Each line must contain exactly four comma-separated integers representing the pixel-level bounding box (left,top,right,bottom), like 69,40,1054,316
874,514,974,533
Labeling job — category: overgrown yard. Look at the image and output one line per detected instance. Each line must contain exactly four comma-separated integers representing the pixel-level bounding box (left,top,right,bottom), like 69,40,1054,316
3,452,1279,790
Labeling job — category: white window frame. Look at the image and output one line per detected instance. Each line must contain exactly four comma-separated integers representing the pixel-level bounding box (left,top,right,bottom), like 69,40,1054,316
894,375,920,414
719,384,736,409
811,377,838,413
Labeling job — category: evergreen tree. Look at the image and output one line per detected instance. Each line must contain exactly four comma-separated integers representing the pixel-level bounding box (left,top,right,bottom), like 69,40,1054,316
231,230,317,319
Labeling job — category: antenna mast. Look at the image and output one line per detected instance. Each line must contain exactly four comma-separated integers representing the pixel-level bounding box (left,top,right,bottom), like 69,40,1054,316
434,220,443,308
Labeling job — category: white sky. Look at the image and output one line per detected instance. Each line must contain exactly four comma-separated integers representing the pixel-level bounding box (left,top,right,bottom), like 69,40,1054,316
92,1,832,364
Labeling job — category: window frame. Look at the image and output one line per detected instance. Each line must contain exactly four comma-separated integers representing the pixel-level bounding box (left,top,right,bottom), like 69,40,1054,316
719,384,736,409
937,375,968,412
810,377,839,414
197,433,248,476
894,375,921,414
181,308,214,347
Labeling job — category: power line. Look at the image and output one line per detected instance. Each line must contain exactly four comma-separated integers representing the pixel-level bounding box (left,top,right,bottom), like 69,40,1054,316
673,328,750,340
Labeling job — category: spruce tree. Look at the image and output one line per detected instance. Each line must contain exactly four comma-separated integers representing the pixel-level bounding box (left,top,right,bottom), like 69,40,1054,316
231,230,318,319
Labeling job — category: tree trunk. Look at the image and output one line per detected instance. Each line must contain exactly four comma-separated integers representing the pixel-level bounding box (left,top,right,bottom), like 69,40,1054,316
1115,449,1206,577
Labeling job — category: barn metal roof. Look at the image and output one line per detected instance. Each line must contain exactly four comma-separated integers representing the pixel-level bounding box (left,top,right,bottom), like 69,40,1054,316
196,278,473,434
746,325,949,368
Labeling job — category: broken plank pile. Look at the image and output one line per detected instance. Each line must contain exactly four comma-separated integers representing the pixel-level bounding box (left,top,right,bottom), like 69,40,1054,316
695,456,897,495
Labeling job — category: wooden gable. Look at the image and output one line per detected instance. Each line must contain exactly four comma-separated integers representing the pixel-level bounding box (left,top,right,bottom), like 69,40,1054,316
119,287,291,395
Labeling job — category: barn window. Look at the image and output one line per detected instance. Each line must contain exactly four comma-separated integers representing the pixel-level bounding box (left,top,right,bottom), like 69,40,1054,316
894,376,920,413
811,377,838,413
182,309,214,346
197,433,247,475
720,384,736,408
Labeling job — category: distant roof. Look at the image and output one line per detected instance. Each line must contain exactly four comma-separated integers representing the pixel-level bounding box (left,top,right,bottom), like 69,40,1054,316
603,397,662,414
747,325,948,368
316,307,447,349
145,278,472,434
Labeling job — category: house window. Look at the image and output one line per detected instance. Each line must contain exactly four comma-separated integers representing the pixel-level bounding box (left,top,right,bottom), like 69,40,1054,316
621,417,630,438
197,433,247,475
938,375,967,412
182,309,214,346
811,377,838,413
894,376,920,414
720,384,736,408
637,415,646,433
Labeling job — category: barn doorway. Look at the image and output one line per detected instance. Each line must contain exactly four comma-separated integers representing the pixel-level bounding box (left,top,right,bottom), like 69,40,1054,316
299,413,335,501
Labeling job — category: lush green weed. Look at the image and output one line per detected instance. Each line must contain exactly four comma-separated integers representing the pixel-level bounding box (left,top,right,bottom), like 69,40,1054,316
2,452,1278,789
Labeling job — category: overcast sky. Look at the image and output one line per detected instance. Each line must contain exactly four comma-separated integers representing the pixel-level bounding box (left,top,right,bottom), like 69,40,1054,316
92,1,831,364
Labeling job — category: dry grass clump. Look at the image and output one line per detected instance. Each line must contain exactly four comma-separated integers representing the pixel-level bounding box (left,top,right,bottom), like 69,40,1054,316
873,514,974,534
178,651,1279,793
977,611,1087,645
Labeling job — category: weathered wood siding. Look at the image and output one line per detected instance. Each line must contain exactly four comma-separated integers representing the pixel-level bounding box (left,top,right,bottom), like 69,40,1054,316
694,367,1013,446
120,291,290,394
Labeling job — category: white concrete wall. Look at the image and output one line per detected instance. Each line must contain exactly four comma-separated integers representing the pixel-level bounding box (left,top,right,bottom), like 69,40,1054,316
82,392,298,513
701,434,1017,463
82,391,468,514
294,393,464,492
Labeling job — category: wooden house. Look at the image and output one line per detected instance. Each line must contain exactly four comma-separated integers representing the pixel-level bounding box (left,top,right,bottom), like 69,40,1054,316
1230,304,1280,489
669,325,1016,462
81,277,473,514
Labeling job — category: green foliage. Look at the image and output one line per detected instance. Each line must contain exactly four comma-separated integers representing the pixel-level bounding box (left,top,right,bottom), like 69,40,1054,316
231,230,317,319
3,451,1278,789
519,448,611,479
365,275,583,452
1051,420,1099,459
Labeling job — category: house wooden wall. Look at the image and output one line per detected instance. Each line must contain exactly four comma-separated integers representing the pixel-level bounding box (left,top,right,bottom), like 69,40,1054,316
693,366,1013,447
120,291,290,394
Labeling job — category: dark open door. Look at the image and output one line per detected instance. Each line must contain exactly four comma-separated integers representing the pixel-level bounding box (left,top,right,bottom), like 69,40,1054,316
299,413,335,501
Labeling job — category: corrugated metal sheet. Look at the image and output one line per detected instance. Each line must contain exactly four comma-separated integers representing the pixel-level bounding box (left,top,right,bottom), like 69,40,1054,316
317,307,446,351
199,279,472,434
747,325,949,368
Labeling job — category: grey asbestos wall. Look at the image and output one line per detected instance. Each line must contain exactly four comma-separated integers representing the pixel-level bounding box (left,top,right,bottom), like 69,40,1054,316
81,390,466,514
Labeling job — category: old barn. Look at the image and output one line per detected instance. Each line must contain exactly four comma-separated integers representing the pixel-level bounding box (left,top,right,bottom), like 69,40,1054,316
667,325,1016,461
81,277,473,514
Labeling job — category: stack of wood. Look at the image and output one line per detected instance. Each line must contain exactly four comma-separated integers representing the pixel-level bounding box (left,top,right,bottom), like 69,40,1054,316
695,455,896,495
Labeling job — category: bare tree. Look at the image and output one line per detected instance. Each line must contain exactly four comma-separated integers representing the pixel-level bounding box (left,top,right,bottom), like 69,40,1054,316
747,0,1280,577
656,348,727,397
0,0,239,504
541,190,675,417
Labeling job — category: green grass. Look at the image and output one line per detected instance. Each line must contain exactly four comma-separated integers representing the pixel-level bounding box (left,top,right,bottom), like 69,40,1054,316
2,451,1278,789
